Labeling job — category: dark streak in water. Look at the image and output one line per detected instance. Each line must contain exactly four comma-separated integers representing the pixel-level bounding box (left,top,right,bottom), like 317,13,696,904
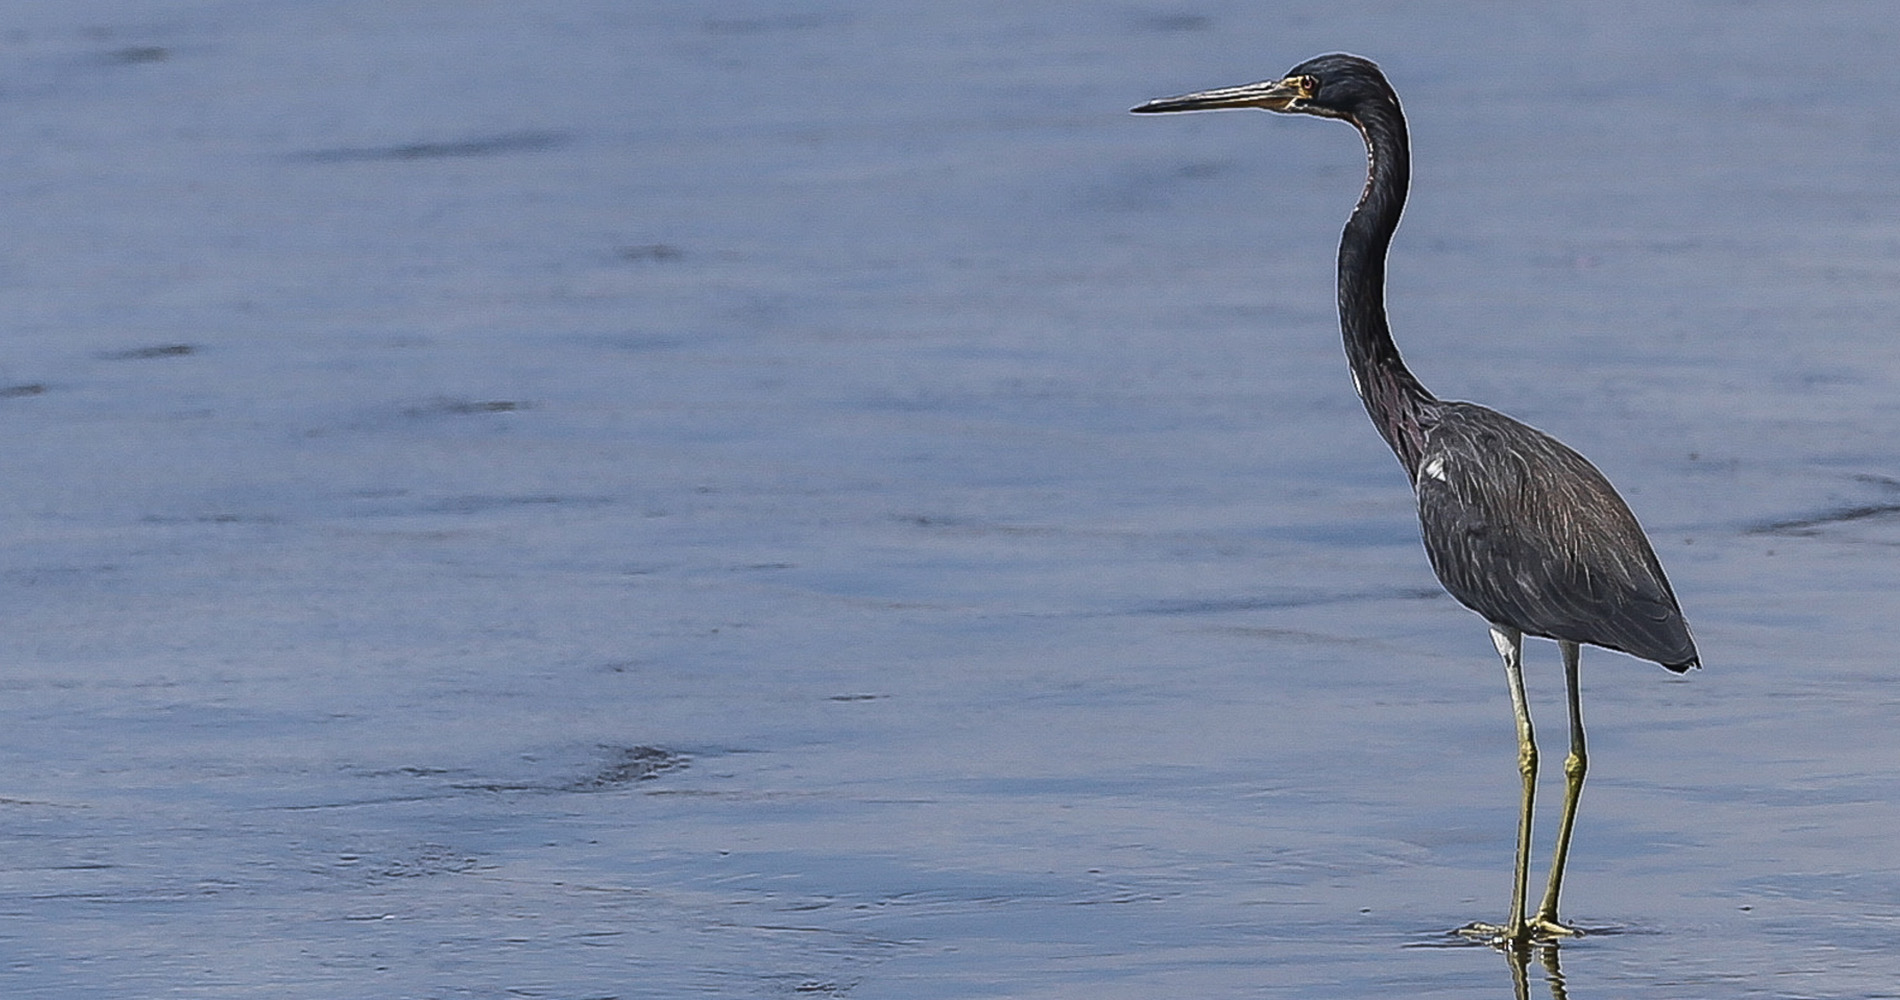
423,494,614,515
1751,503,1900,535
600,333,689,352
618,243,684,262
369,844,480,879
296,746,691,808
1130,588,1444,616
98,343,195,360
1131,12,1212,33
703,14,841,34
141,512,282,525
104,46,168,65
447,746,690,795
1751,473,1900,535
280,794,455,811
897,513,1060,537
293,130,570,163
0,796,81,807
404,397,532,417
563,745,689,791
1207,625,1389,647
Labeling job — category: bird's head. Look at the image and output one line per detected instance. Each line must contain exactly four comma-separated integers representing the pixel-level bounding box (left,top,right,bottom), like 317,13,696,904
1131,53,1396,122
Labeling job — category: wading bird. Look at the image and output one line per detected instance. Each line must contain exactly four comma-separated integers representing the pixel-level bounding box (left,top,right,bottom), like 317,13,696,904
1133,54,1697,948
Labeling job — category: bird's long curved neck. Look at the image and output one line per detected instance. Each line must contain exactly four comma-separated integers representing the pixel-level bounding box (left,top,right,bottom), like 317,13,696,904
1340,100,1436,474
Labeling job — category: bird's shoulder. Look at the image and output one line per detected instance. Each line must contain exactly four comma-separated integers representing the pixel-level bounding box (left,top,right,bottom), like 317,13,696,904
1412,402,1610,500
1411,400,1655,580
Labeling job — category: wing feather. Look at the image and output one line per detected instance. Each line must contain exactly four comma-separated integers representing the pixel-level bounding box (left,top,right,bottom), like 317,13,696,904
1412,404,1697,670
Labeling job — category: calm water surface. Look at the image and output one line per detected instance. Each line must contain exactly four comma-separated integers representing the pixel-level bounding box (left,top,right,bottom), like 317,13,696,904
0,2,1897,997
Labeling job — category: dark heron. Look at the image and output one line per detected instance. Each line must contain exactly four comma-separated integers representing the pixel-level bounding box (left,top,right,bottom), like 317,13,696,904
1133,54,1697,948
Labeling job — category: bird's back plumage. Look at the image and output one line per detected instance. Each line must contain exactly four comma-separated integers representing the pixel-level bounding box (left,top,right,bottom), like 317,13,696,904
1412,403,1698,671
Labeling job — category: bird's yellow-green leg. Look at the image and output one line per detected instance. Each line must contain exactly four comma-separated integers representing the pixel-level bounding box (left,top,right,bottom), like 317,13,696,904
1460,625,1539,946
1529,640,1587,939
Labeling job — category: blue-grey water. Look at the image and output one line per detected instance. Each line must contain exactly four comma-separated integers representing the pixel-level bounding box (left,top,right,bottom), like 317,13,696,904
1,2,1897,997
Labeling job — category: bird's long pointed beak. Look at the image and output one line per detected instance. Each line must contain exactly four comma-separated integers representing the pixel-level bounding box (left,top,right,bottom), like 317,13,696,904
1131,76,1308,114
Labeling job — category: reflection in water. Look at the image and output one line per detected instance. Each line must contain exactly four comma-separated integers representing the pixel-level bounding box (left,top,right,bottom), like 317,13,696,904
1504,943,1569,1000
1416,932,1576,1000
1413,929,1583,998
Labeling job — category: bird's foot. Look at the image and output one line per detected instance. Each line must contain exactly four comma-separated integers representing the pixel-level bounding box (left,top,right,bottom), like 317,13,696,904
1454,917,1582,949
1453,921,1512,946
1527,915,1582,940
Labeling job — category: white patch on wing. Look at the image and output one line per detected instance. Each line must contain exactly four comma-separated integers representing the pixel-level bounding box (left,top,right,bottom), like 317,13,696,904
1420,455,1448,483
